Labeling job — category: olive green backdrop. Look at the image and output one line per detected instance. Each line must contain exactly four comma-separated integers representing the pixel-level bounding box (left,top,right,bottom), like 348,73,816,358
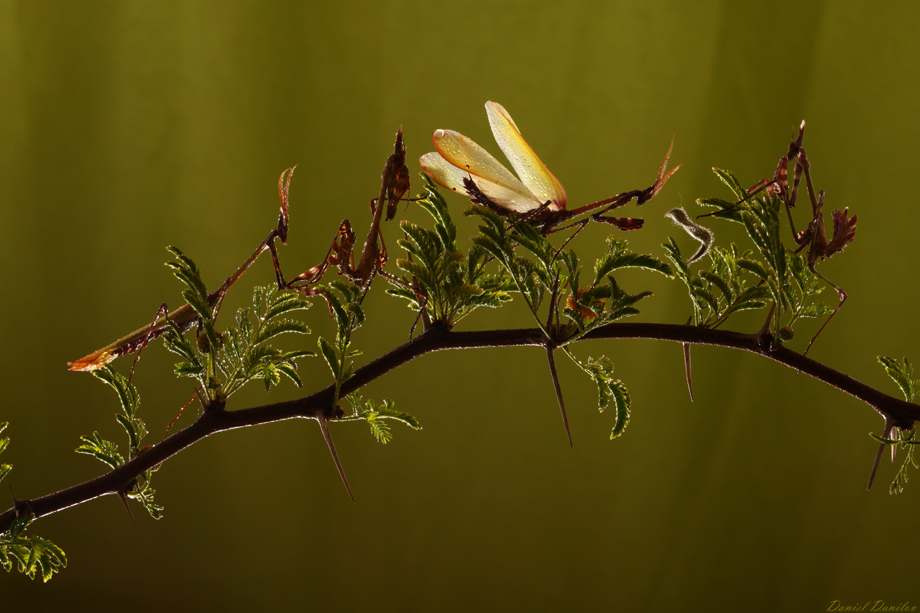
1,1,918,611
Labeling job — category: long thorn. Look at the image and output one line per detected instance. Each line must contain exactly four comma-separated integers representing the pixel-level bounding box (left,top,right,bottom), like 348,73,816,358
545,345,572,447
8,485,26,519
682,343,694,402
867,418,894,491
118,491,137,528
316,413,354,502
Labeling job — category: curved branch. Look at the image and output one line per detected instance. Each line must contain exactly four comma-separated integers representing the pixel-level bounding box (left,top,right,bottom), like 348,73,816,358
1,322,916,533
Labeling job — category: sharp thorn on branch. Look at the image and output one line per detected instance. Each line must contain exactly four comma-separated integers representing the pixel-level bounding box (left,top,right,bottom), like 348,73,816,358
682,342,694,402
118,491,137,528
316,412,355,502
867,418,895,491
545,345,573,447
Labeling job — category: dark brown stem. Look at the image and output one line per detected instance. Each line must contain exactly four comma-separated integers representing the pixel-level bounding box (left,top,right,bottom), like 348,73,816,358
2,322,917,533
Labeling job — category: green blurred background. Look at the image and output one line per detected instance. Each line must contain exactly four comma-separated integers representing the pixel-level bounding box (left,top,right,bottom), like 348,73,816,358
2,1,919,610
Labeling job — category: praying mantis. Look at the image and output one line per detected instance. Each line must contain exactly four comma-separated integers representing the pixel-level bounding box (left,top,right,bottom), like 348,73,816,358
420,101,679,237
420,101,680,444
70,127,410,374
69,127,412,502
699,121,856,354
71,99,680,489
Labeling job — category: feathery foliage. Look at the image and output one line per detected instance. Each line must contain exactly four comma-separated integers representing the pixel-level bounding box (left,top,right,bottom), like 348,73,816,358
460,191,671,441
663,241,771,328
341,393,422,444
466,204,669,339
162,247,313,404
876,357,920,494
316,280,365,405
689,168,834,339
0,423,67,582
0,516,67,583
5,117,915,585
388,175,514,327
76,366,162,519
579,356,631,439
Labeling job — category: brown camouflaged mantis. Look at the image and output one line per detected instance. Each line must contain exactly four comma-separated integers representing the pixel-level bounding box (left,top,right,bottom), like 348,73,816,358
68,127,412,502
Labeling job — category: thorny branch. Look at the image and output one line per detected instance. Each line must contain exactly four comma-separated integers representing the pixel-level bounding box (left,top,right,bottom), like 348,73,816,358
2,321,917,533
